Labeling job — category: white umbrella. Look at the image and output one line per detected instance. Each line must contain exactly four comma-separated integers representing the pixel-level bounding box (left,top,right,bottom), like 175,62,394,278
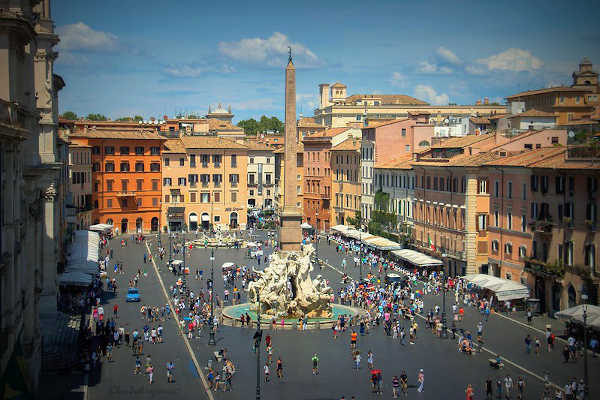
222,262,235,270
246,241,258,247
170,260,184,266
556,304,600,330
301,222,312,229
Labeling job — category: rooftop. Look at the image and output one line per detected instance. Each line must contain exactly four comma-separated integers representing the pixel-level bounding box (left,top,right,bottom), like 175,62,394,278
376,154,414,169
304,127,349,139
362,118,410,130
411,151,503,168
469,117,491,124
297,117,323,128
68,129,165,140
485,146,600,170
506,86,592,99
162,139,187,154
430,133,494,149
180,136,247,149
508,109,556,118
331,138,361,151
344,94,428,106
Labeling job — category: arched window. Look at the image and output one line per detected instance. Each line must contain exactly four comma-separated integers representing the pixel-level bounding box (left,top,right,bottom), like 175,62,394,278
491,240,499,253
519,245,527,258
504,242,513,254
568,284,577,308
418,140,430,147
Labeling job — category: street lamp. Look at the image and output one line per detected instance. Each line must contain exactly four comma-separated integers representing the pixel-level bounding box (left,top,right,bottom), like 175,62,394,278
168,230,173,266
208,249,216,345
315,211,320,269
441,276,448,339
358,218,364,281
255,292,262,400
182,241,186,287
582,293,589,400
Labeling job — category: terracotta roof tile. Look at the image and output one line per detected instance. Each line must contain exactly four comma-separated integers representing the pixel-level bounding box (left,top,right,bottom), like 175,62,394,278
411,152,503,167
430,134,494,149
362,118,409,130
163,139,186,153
469,117,491,124
506,86,591,99
331,138,361,151
304,127,349,138
344,94,428,105
376,154,413,169
180,136,247,149
69,129,165,140
207,119,243,131
508,109,556,118
485,147,600,169
297,117,322,127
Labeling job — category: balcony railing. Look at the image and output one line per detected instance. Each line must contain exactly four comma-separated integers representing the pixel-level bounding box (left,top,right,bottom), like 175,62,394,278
116,191,137,197
190,182,197,188
0,99,27,129
230,182,238,187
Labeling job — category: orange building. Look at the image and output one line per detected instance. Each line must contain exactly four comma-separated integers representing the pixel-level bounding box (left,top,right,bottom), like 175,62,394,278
331,137,361,227
68,129,166,234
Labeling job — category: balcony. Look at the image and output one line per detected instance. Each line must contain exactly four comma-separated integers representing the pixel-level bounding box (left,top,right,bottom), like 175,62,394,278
201,181,210,188
202,162,209,168
214,163,221,168
116,191,137,197
532,220,553,235
0,99,27,130
213,182,221,188
248,181,257,187
230,182,238,188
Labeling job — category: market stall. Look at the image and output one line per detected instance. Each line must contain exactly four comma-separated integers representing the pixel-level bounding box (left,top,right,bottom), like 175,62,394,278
463,274,529,301
556,304,600,330
391,249,443,268
364,236,403,251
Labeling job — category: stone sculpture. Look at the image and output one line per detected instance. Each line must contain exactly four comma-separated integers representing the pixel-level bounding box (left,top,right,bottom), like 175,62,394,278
247,244,332,318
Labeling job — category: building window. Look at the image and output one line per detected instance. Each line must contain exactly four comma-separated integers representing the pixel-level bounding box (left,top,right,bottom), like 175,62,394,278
150,163,160,172
179,158,185,166
135,146,144,155
190,192,197,203
164,158,170,166
189,154,196,168
531,175,538,192
519,246,527,258
120,162,130,172
121,180,128,191
105,162,115,172
92,146,100,155
178,177,186,186
507,181,513,199
521,215,527,232
494,181,499,197
152,180,158,191
119,146,130,155
249,157,254,164
165,194,170,203
231,154,237,168
104,146,114,155
522,183,527,200
401,128,406,136
151,146,160,155
107,199,112,208
231,192,237,202
135,162,144,172
163,178,172,186
137,198,142,207
92,162,100,172
152,198,158,207
405,145,410,152
492,240,499,252
214,215,221,222
249,189,254,196
136,179,143,191
106,180,113,191
507,212,512,230
585,244,595,268
214,192,220,202
504,242,513,254
477,214,487,231
494,210,499,227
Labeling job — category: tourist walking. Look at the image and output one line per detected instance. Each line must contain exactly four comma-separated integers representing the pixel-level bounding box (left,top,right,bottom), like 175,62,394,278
312,353,319,375
417,369,425,392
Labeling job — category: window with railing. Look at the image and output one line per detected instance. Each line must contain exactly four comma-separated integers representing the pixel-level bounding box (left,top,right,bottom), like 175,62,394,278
229,174,239,187
150,163,160,172
135,162,144,172
150,146,160,155
135,146,144,155
201,154,209,167
189,154,196,168
213,154,221,167
213,174,222,186
200,174,210,186
120,162,130,172
105,162,115,172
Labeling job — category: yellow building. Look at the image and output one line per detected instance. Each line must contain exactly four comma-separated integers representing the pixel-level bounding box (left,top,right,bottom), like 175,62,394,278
161,136,248,231
331,138,361,227
314,83,505,128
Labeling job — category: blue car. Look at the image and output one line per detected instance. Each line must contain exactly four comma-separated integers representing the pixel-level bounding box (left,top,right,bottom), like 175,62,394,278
126,287,140,302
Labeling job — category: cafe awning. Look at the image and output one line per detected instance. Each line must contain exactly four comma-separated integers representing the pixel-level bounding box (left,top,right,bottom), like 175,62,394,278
556,304,600,330
331,225,350,233
464,274,529,301
364,236,403,250
345,229,372,240
391,249,443,267
58,271,92,287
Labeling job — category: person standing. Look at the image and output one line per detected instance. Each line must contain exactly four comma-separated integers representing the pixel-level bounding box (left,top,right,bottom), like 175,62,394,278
264,363,270,383
276,357,283,379
485,377,493,399
167,361,175,383
417,369,424,393
367,350,374,369
516,376,525,399
351,330,357,349
504,375,513,399
312,353,319,375
525,334,532,354
466,383,474,400
392,375,400,398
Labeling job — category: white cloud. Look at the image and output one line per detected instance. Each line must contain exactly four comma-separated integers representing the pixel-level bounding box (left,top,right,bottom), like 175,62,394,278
163,63,235,78
414,84,450,105
390,72,406,87
476,48,543,72
231,98,276,111
218,32,320,67
465,65,487,75
417,61,452,74
436,46,461,65
56,51,89,66
56,22,118,52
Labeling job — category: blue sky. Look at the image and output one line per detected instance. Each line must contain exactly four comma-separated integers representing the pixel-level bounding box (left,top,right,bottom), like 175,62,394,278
54,0,600,123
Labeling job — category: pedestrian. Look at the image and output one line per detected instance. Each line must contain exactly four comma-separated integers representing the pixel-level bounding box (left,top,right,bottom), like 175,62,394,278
264,363,270,382
524,334,532,354
504,374,513,399
535,337,541,355
350,330,357,349
526,308,532,324
417,369,424,392
400,370,408,398
354,350,361,370
312,353,319,375
392,375,400,398
466,383,474,400
167,361,175,383
276,357,283,379
485,377,493,399
516,376,525,399
147,364,154,384
367,350,374,369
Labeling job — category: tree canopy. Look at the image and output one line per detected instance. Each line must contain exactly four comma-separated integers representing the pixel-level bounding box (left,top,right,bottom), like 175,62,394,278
61,111,77,120
86,113,108,121
237,115,284,135
115,115,144,122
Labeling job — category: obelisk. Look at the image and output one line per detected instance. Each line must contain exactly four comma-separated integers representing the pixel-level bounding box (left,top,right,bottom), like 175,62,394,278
279,48,303,252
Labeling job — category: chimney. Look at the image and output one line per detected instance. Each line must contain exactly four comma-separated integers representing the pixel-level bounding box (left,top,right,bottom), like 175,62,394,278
319,83,330,109
484,97,489,105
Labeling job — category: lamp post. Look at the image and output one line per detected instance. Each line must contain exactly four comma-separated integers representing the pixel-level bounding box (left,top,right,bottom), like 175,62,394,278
182,242,186,287
359,219,363,281
441,276,448,339
208,249,216,345
255,292,262,400
582,293,589,400
168,230,173,267
315,211,320,269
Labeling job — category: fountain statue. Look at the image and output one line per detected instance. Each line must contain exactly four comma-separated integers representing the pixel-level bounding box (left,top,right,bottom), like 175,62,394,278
247,244,332,318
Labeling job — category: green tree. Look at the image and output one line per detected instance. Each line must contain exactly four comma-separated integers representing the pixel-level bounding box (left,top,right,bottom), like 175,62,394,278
237,118,259,135
186,114,200,119
86,113,108,121
346,210,362,230
133,115,144,121
61,111,78,120
368,191,398,240
116,116,133,121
